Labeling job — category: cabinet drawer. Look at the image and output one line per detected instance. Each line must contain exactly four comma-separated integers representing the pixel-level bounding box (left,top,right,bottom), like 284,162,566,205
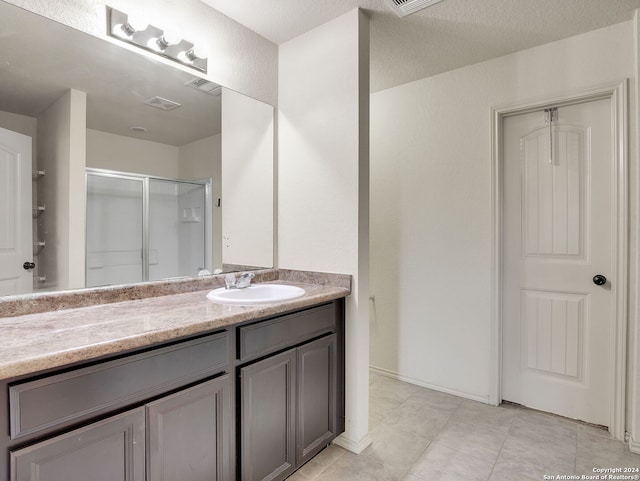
9,331,229,440
238,303,335,361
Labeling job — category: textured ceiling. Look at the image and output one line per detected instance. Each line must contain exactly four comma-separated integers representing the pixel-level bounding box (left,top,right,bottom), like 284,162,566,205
201,0,640,92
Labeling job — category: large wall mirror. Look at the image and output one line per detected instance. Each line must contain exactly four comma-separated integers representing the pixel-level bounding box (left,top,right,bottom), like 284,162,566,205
0,0,274,298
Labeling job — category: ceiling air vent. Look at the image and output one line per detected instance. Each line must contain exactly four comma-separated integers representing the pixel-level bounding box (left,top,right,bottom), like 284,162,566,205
386,0,447,17
143,96,181,111
185,78,222,96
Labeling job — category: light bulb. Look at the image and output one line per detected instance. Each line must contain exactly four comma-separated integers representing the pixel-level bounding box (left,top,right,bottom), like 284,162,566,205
147,36,166,51
154,30,182,51
126,13,148,33
162,29,182,45
155,35,170,50
118,22,135,37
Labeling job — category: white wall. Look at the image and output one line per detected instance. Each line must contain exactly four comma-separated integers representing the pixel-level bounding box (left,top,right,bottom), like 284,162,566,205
278,9,371,453
0,111,36,139
179,134,221,182
222,88,274,269
37,89,87,291
370,20,637,414
179,134,222,271
86,129,180,178
5,0,278,106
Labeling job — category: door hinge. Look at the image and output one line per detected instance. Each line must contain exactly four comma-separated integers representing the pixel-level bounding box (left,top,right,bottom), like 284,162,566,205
544,107,558,122
544,107,558,164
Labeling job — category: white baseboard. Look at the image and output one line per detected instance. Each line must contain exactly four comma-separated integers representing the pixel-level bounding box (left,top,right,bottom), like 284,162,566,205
369,365,491,404
629,433,640,454
332,432,372,454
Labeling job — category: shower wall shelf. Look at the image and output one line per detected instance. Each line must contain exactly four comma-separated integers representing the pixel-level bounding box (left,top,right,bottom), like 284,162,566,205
32,169,47,290
32,205,46,217
181,207,201,223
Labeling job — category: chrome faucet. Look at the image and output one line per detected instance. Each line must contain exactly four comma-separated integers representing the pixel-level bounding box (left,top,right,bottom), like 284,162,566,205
224,272,255,289
237,272,255,288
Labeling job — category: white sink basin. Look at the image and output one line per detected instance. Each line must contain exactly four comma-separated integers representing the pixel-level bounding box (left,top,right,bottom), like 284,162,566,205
207,284,305,305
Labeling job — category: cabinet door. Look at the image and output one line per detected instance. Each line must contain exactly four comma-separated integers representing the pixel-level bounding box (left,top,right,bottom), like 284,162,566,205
240,350,296,481
147,376,231,481
10,408,145,481
296,335,337,465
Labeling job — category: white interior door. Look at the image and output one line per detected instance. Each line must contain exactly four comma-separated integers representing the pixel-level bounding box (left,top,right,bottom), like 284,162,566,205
0,127,33,296
502,98,613,427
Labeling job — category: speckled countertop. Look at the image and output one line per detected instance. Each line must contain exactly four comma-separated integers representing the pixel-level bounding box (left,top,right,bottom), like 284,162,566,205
0,269,351,381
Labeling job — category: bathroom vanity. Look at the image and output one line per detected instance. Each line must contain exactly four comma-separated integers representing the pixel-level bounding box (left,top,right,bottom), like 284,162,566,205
0,271,349,481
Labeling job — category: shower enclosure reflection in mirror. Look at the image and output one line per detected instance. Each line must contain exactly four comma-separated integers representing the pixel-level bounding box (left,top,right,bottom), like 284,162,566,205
85,169,212,288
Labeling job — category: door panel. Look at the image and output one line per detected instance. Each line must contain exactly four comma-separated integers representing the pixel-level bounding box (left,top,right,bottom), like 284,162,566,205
522,126,586,259
0,127,32,295
521,290,584,380
10,408,145,481
147,376,231,481
502,98,612,427
240,350,296,481
296,335,337,466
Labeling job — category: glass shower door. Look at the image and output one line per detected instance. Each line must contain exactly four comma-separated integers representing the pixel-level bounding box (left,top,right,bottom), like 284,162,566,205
86,170,209,288
148,179,207,281
86,173,144,288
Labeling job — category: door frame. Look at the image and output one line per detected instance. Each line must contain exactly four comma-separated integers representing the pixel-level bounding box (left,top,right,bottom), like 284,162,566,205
489,80,628,440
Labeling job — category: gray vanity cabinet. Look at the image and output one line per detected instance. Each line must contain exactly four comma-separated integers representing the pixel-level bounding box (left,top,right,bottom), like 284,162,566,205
10,376,231,481
239,331,339,481
296,334,337,466
4,331,232,481
240,350,297,481
147,375,231,481
2,298,345,481
10,408,145,481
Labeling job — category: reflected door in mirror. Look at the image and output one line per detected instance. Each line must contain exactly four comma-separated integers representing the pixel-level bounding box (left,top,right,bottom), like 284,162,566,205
0,127,33,295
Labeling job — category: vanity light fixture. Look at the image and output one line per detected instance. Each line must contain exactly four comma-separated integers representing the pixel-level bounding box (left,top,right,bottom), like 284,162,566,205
107,7,208,73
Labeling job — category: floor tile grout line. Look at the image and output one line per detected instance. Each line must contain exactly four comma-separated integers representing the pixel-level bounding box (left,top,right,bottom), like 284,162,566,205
358,371,639,480
484,405,518,481
313,455,338,480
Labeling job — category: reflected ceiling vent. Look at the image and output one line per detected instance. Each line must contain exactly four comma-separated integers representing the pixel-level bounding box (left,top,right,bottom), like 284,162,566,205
144,96,181,111
386,0,447,17
185,78,222,96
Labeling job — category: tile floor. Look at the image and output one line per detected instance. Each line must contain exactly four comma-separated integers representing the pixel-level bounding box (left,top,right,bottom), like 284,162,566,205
289,371,640,481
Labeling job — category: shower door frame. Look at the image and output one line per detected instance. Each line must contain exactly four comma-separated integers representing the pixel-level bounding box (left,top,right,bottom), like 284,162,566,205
86,168,212,284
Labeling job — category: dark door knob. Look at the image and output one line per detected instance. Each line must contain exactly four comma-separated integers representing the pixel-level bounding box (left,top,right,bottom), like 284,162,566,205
593,274,607,286
23,262,35,270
